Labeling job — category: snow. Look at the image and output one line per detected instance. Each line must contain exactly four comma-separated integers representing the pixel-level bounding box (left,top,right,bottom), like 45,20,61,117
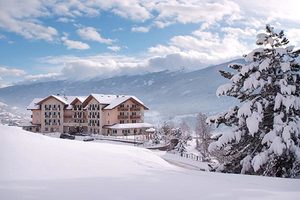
252,152,268,172
106,122,153,129
103,95,146,110
216,83,232,96
281,62,291,72
238,101,252,117
240,155,252,174
246,112,262,136
1,126,300,200
259,58,270,71
27,98,43,109
145,127,155,132
269,136,286,156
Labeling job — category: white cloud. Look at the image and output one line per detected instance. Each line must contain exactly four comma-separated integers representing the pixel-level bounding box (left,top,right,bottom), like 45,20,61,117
0,0,58,41
61,36,90,50
77,27,113,44
151,0,241,27
0,65,26,88
148,45,181,56
39,54,148,80
57,17,75,23
107,46,121,52
285,28,300,46
24,73,61,82
0,66,26,76
131,26,150,33
0,34,6,40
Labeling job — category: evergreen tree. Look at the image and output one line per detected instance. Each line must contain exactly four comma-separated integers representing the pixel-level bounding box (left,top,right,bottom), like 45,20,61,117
152,131,161,145
207,25,300,177
172,128,187,154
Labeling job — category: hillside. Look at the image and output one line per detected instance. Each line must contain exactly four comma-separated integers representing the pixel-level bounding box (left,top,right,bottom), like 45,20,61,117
0,126,299,200
0,60,241,117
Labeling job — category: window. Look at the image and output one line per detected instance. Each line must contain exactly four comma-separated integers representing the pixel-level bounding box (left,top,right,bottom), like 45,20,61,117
132,120,136,123
45,127,48,131
120,120,124,124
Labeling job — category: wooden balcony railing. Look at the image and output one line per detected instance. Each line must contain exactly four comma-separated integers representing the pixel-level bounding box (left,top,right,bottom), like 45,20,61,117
118,107,129,111
130,107,141,111
130,115,141,119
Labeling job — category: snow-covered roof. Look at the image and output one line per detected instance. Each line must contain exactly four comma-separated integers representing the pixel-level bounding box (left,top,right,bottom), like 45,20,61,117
83,94,148,110
105,123,153,129
103,96,147,110
67,96,87,109
90,94,119,104
27,93,148,111
27,98,44,110
145,128,156,132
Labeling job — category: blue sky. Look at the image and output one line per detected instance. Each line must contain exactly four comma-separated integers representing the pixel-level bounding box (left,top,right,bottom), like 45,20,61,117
0,0,300,87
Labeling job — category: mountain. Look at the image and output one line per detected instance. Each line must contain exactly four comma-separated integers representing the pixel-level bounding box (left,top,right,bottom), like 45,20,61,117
0,101,30,126
0,60,242,118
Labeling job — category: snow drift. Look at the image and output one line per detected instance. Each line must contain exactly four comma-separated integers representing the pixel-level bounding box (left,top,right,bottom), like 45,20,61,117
0,126,175,181
0,125,299,200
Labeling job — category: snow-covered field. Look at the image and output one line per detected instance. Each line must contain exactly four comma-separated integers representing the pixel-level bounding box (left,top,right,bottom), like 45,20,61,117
1,125,299,200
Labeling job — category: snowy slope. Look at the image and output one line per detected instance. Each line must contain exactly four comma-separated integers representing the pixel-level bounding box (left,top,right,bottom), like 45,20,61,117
1,126,299,200
0,60,241,117
0,126,176,181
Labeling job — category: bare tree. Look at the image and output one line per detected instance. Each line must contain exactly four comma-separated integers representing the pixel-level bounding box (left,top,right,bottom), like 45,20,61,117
180,121,192,141
195,113,212,159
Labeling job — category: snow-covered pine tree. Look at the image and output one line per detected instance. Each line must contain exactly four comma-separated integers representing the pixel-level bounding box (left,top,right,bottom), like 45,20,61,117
152,131,161,145
172,128,187,154
207,25,300,178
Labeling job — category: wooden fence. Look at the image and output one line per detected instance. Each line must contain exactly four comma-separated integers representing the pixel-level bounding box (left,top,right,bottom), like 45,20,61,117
178,152,203,162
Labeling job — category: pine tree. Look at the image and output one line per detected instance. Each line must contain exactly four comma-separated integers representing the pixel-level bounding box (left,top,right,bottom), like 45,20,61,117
152,131,161,145
172,128,187,154
207,25,300,177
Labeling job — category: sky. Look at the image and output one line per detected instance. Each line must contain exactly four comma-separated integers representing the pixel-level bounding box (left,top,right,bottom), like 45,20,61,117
0,0,300,87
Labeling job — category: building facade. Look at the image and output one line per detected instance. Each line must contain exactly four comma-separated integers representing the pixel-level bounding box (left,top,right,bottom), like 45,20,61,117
25,94,152,136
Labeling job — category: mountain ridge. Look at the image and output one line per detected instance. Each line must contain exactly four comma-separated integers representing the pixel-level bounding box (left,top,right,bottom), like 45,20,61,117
0,59,243,117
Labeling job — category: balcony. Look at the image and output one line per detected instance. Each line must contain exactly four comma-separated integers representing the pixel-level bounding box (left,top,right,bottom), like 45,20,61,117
118,115,129,119
130,115,141,119
130,107,141,111
118,107,129,111
63,122,88,127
